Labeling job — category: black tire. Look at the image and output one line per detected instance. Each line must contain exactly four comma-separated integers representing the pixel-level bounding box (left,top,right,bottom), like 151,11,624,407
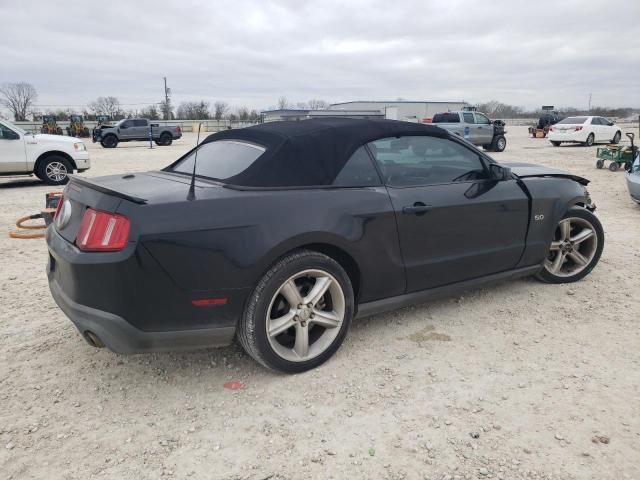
596,159,604,169
584,133,595,147
482,145,492,151
237,250,354,373
36,156,72,186
611,131,621,144
158,132,173,146
491,135,506,152
551,141,561,147
101,134,118,148
535,207,604,284
609,162,619,172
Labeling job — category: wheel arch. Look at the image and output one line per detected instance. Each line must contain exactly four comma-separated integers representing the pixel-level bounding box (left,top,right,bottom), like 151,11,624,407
259,238,362,304
34,150,77,173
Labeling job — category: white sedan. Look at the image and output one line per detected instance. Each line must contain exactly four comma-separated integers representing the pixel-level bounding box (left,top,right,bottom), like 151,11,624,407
548,116,622,147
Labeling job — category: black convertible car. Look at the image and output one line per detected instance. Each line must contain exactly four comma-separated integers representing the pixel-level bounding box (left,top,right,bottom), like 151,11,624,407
47,118,604,373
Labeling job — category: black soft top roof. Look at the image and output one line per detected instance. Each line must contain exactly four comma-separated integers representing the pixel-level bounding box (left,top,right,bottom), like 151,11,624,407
198,118,449,187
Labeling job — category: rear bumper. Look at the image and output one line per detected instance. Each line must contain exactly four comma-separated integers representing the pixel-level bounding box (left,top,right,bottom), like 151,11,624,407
49,277,235,353
46,225,245,353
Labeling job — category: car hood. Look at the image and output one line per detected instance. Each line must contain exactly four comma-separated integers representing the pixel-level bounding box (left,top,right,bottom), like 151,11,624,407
33,133,82,144
504,162,589,185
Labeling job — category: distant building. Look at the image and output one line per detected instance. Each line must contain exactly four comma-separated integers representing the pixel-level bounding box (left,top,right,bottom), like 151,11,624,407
328,100,468,123
262,100,467,123
261,108,384,123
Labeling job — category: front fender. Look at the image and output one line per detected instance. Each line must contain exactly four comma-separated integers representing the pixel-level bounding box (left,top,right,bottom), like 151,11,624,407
517,177,591,267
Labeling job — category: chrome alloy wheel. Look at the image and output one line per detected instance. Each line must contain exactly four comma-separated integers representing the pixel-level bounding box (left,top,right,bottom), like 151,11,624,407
46,161,68,182
266,269,345,362
544,217,598,277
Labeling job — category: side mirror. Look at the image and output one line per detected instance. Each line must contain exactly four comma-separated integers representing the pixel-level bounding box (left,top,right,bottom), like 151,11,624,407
608,122,614,126
120,124,128,129
489,163,511,181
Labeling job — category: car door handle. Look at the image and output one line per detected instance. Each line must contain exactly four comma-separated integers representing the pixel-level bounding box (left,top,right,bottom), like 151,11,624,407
402,203,432,215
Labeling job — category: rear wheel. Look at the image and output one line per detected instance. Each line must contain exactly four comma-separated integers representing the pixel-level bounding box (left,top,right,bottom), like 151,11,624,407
609,162,619,172
596,159,604,169
158,132,173,146
237,250,354,373
37,156,72,185
535,207,604,284
611,131,621,144
551,141,561,147
584,133,595,147
101,134,118,148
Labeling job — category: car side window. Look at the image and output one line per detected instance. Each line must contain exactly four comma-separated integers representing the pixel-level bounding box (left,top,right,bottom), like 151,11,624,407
120,120,132,128
333,146,381,187
0,123,19,140
591,117,600,125
474,113,491,125
367,135,489,187
133,119,147,127
463,112,474,123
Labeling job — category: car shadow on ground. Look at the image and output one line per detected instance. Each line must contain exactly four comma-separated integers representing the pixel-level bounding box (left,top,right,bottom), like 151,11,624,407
0,178,46,189
66,276,540,383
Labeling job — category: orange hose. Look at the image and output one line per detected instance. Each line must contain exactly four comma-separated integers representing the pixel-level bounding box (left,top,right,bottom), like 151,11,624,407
9,215,47,239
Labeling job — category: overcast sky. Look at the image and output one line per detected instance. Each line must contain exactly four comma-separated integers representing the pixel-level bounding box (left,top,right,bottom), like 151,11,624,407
1,0,639,115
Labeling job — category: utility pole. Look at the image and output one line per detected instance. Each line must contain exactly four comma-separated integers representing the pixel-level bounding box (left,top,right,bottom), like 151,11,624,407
163,76,171,120
588,93,592,113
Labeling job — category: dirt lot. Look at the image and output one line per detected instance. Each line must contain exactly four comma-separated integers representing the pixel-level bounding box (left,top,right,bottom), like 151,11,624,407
1,126,639,480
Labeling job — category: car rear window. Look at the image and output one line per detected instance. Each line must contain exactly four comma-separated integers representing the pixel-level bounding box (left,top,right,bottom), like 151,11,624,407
170,140,266,181
558,117,587,124
432,112,460,123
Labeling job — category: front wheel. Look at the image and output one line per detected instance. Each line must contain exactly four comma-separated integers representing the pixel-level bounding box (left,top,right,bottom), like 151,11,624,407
611,131,621,144
101,135,118,148
491,135,507,152
37,156,72,186
535,207,604,284
551,141,561,147
237,250,354,373
609,162,620,172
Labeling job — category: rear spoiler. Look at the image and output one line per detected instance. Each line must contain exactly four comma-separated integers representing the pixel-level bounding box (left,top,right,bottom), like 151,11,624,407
68,175,148,204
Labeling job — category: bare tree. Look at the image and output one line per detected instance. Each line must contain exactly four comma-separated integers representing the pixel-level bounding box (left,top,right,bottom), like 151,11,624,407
140,105,160,120
213,101,229,120
0,82,38,121
89,96,122,119
177,101,210,120
307,99,329,110
277,96,289,110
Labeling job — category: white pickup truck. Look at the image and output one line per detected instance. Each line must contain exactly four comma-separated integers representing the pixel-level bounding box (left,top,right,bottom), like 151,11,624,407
0,118,90,185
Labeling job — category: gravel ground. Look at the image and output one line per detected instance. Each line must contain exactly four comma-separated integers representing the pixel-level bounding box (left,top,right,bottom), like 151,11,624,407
1,126,639,480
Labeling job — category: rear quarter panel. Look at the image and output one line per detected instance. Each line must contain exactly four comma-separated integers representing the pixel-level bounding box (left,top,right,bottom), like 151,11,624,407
125,186,405,304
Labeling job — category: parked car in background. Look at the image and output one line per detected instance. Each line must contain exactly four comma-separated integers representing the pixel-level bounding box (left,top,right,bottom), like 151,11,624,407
548,116,622,147
431,111,507,152
0,118,90,185
47,118,603,373
93,118,182,148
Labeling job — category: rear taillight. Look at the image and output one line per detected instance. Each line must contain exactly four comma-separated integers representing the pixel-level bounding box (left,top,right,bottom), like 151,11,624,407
53,194,64,219
76,208,130,252
177,126,182,134
575,126,583,131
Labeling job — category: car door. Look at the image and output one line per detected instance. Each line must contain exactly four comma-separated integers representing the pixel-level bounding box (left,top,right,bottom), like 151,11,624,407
133,119,148,139
118,119,134,140
599,117,615,141
473,113,494,146
462,112,476,143
368,134,529,293
0,121,27,173
589,117,603,141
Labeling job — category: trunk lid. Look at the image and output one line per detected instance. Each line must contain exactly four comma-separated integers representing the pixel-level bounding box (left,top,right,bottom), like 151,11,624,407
55,172,219,244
